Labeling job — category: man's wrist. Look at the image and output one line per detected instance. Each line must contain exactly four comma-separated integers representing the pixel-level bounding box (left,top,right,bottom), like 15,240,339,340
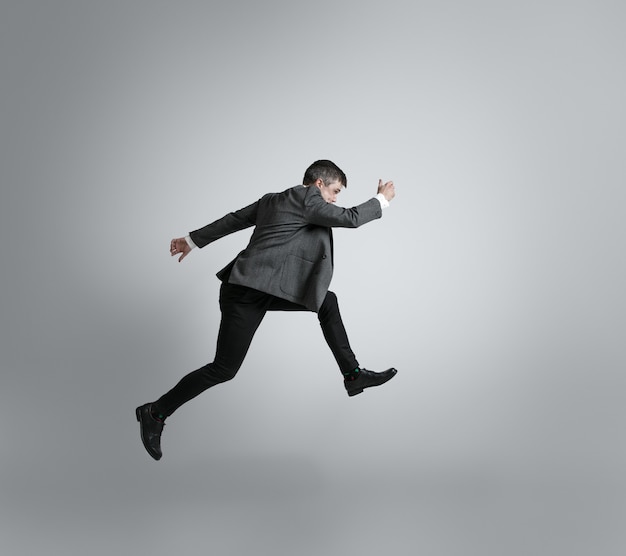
375,193,390,209
185,235,197,249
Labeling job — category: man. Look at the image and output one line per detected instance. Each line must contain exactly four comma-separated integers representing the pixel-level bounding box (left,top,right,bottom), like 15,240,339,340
136,160,397,460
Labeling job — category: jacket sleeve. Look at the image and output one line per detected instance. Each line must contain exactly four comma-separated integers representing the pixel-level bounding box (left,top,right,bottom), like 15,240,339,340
303,185,382,228
189,200,259,248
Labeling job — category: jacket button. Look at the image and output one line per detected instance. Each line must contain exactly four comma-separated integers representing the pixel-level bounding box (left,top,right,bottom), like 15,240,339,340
322,255,327,259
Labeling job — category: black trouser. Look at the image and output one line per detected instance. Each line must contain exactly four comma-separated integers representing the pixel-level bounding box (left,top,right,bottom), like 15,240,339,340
153,283,359,417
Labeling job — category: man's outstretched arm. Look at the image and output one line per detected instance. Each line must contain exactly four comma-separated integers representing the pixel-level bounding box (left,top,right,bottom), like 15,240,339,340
169,200,260,262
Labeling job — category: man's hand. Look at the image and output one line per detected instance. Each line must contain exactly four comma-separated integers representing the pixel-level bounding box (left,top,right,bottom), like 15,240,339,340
170,237,191,262
377,179,395,202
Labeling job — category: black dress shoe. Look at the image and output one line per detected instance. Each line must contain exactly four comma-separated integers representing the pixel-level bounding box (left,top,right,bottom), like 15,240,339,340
344,367,397,397
135,403,164,460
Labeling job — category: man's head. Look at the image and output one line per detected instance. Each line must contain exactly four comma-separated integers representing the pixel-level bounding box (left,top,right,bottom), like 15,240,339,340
302,159,347,204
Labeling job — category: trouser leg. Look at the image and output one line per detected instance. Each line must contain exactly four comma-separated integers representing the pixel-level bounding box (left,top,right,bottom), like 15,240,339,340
266,290,359,375
153,283,267,417
316,291,359,374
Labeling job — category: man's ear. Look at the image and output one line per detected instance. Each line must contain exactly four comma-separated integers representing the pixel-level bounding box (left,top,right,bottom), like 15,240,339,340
314,178,324,189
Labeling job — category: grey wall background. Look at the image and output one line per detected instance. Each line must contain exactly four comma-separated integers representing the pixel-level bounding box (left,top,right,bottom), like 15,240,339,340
1,1,624,555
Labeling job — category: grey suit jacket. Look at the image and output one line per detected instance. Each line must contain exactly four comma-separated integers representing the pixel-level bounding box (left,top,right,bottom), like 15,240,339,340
189,185,383,311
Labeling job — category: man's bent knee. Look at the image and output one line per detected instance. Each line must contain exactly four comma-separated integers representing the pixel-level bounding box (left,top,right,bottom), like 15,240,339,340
200,363,239,385
321,290,338,311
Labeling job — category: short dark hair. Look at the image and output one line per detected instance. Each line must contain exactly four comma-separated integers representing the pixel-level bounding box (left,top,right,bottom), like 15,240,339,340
302,160,347,188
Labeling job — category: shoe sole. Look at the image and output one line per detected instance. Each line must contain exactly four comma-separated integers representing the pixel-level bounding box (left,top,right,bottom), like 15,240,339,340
347,388,364,397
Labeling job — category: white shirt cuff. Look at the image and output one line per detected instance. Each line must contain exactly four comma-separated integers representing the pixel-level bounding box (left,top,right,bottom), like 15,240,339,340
185,235,197,249
375,193,390,209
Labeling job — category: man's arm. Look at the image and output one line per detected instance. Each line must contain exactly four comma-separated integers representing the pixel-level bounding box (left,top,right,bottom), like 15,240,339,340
304,180,395,228
169,200,260,262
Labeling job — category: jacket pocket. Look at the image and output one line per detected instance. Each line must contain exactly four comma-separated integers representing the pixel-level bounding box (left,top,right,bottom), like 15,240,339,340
279,254,315,298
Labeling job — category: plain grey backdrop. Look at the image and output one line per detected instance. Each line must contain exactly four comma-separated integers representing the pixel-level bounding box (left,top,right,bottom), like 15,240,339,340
1,1,624,555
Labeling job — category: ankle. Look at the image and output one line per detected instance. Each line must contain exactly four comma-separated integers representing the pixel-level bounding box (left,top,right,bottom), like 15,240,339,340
150,406,166,422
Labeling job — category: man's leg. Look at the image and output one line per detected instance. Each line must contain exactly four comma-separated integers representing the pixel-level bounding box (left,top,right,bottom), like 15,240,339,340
316,290,359,374
314,290,397,396
136,283,270,460
267,290,395,391
153,283,269,418
264,290,357,374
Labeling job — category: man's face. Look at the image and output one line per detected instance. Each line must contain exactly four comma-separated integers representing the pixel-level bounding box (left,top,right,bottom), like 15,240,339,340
316,179,344,204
